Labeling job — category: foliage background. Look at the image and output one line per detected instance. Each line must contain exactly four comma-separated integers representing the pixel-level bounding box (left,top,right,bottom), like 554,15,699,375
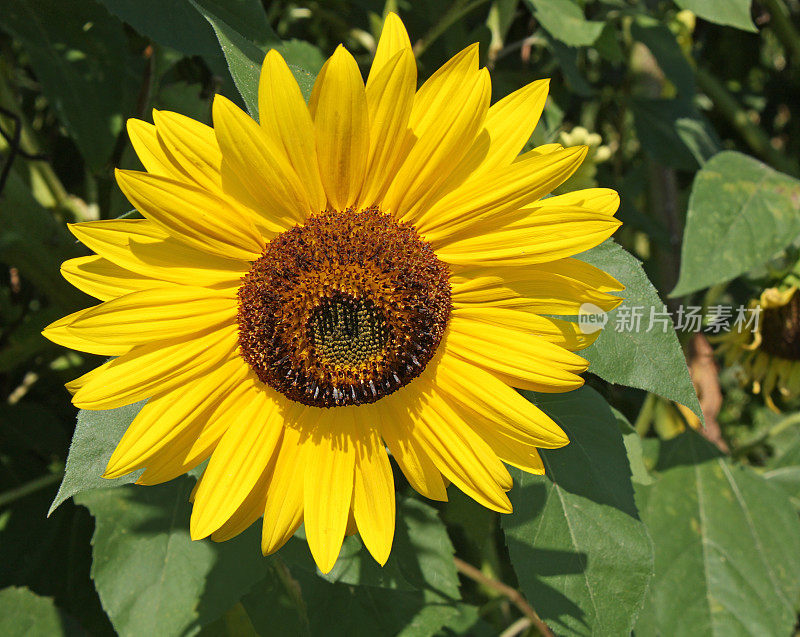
2,0,800,635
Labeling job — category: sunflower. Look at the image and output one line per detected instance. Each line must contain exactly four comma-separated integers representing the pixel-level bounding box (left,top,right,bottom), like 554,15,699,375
43,13,622,573
716,286,800,412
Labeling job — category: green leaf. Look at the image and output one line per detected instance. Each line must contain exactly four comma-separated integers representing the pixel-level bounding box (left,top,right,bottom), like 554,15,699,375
76,478,272,637
315,497,462,592
95,0,235,77
265,499,462,637
0,587,82,636
0,492,113,636
239,563,310,636
579,240,703,421
675,0,756,33
523,0,604,47
49,402,145,515
189,0,267,117
672,151,800,296
635,431,800,635
502,387,654,636
187,1,318,116
0,0,139,170
631,18,695,97
764,426,800,509
631,98,719,170
613,407,654,486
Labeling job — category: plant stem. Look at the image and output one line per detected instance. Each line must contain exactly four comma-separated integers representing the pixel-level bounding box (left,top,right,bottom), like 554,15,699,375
695,66,799,176
413,0,492,58
453,556,554,637
0,472,62,509
761,0,800,64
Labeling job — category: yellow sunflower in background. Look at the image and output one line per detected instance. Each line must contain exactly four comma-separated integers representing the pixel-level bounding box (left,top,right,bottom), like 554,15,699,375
716,286,800,412
43,13,622,573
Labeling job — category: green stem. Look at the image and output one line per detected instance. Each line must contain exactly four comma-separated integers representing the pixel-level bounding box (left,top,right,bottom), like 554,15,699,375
761,0,800,64
413,0,492,58
0,472,62,509
695,67,799,176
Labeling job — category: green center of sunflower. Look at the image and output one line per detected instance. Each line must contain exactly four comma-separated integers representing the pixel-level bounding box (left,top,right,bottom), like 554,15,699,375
236,207,451,408
759,292,800,360
310,295,389,367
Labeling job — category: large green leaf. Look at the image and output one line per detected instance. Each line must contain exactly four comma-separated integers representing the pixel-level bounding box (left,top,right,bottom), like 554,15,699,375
675,0,756,33
49,402,145,515
188,0,317,117
0,587,81,636
523,0,604,47
253,499,462,637
76,478,272,637
635,432,800,635
314,496,460,591
672,151,800,296
0,0,139,170
96,0,234,76
1,488,113,635
579,240,703,420
502,387,654,636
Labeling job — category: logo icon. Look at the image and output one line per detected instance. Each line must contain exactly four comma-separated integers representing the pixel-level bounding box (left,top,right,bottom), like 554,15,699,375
578,303,608,334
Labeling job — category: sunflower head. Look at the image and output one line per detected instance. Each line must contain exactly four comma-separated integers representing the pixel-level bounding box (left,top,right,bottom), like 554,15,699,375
716,286,800,411
43,13,622,573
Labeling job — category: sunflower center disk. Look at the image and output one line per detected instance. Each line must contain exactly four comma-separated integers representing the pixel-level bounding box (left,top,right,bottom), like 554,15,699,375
237,207,451,408
760,292,800,360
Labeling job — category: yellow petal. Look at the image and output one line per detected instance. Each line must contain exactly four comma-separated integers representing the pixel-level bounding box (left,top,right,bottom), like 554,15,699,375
303,407,357,573
535,187,620,215
211,463,272,542
360,48,416,207
451,259,624,313
353,405,395,565
262,412,309,555
432,353,568,449
445,319,588,392
43,307,130,356
386,45,490,220
418,145,588,240
472,79,550,174
104,358,250,478
377,399,448,501
61,256,169,301
213,94,311,227
435,207,621,267
65,287,236,347
452,306,598,351
152,109,223,192
258,50,326,211
367,12,412,88
126,119,184,180
115,169,264,260
72,324,237,410
126,238,249,289
133,372,259,484
191,386,284,538
309,46,369,211
68,220,250,289
408,386,512,512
